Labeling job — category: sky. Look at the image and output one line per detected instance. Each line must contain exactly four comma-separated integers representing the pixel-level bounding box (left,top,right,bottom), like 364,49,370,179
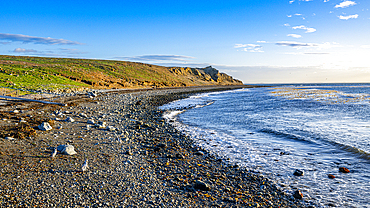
1,0,370,83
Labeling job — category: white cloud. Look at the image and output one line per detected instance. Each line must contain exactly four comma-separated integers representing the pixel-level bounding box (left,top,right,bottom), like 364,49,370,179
0,33,83,45
361,45,370,49
287,15,292,17
339,14,359,20
13,48,38,53
257,41,267,43
335,1,356,8
292,25,316,33
235,43,264,52
284,23,291,27
234,44,261,48
287,34,302,38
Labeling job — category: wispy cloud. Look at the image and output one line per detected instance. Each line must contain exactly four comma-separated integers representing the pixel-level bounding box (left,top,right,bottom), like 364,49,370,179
115,55,195,62
13,48,38,53
287,34,302,38
277,41,341,50
316,42,342,50
257,40,267,43
0,33,83,45
292,25,316,33
287,13,305,20
304,52,330,55
335,1,356,8
234,44,264,52
59,48,88,54
0,42,11,45
234,44,261,48
289,0,312,3
10,47,87,57
339,14,359,20
361,45,370,49
276,41,318,48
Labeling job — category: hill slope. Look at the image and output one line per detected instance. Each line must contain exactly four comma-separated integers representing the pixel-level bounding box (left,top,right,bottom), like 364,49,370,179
0,55,243,93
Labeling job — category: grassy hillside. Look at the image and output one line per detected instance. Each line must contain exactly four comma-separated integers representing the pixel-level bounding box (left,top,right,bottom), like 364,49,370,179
0,55,243,94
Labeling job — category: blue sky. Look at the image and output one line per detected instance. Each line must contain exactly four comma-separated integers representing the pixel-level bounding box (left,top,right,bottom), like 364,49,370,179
1,0,370,83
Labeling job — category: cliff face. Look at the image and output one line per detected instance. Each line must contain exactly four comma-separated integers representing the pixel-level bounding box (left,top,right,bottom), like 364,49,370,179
169,66,243,85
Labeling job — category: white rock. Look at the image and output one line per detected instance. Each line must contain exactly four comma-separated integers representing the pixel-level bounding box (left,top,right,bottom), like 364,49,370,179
80,113,88,118
57,144,77,155
107,126,116,131
5,137,15,141
65,117,75,122
87,119,95,124
51,147,57,158
95,121,106,129
38,122,53,131
82,159,88,172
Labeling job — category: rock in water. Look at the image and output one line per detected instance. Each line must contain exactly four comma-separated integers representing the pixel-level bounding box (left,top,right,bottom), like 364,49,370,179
38,122,53,131
193,180,211,191
293,169,304,176
328,174,335,179
57,144,77,155
82,159,88,172
339,167,350,173
293,190,303,199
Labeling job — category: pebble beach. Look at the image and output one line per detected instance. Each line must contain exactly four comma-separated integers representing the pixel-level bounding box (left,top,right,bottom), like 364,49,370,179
0,86,315,207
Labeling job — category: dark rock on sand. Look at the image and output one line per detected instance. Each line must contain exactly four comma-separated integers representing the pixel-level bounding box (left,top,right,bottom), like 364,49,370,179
294,169,304,176
293,190,304,199
193,180,211,191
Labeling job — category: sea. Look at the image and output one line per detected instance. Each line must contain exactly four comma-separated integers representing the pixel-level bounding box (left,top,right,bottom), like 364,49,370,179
160,84,370,208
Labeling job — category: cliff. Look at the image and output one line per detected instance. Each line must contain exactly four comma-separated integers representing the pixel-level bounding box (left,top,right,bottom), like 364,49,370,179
169,66,243,85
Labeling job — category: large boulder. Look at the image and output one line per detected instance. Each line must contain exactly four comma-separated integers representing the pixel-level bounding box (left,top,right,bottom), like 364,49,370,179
57,144,77,155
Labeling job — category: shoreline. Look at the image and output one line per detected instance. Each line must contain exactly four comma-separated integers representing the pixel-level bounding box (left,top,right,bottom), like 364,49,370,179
0,86,313,207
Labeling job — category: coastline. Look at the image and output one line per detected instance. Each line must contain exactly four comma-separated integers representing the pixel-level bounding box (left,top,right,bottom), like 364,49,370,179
0,86,312,207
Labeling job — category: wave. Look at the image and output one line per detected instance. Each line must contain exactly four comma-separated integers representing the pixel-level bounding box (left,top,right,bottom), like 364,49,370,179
260,128,370,161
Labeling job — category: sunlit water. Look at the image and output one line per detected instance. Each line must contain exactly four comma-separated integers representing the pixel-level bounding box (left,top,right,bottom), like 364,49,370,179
160,84,370,208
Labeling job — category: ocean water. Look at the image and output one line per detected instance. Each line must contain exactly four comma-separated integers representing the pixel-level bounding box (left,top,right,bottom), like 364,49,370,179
160,84,370,208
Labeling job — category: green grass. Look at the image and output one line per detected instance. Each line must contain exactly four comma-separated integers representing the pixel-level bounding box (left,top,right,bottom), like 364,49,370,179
0,55,241,93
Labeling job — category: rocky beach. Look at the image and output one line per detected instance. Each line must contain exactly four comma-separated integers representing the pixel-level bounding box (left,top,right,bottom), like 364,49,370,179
0,86,315,207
